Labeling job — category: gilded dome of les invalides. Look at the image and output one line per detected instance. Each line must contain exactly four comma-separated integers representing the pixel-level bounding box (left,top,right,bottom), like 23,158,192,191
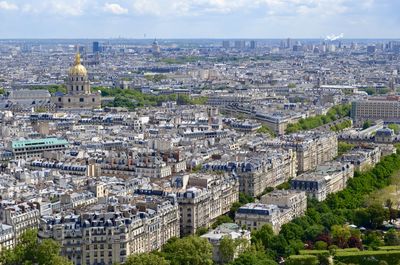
68,53,87,76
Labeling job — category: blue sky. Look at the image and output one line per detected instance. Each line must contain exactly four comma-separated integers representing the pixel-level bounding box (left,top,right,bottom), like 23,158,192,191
0,0,399,38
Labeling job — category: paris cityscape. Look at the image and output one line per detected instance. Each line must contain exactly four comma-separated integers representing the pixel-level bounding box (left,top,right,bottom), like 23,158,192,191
0,1,400,265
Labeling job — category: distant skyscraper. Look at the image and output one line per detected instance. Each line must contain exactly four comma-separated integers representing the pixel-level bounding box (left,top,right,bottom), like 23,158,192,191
250,40,257,49
367,45,376,54
286,38,292,49
92,41,100,53
152,39,161,56
78,46,85,54
234,40,245,50
222,40,230,49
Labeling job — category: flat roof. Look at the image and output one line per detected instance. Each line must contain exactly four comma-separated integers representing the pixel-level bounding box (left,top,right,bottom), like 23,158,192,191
12,138,69,149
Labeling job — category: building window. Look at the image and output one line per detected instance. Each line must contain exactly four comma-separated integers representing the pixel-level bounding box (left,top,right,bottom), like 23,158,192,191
80,98,84,102
76,86,79,91
81,86,84,90
68,98,71,102
92,98,95,102
58,97,61,102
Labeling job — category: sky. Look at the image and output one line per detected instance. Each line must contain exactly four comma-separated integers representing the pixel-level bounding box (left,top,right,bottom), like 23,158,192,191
0,0,399,39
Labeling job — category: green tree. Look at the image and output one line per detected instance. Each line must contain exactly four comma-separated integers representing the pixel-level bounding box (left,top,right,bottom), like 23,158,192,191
331,225,351,248
0,229,72,265
362,120,373,130
314,241,328,250
338,142,355,156
363,231,384,249
388,124,400,134
256,125,276,137
280,223,304,241
161,236,213,265
367,204,388,229
212,215,234,229
251,224,274,250
195,226,209,236
228,248,277,265
219,236,236,264
384,229,400,246
125,253,170,265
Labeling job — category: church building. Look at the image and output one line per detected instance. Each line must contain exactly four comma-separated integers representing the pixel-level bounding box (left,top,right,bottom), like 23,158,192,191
52,53,101,109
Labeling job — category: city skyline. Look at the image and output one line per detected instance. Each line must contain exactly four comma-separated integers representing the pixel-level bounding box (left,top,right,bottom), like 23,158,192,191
0,0,399,39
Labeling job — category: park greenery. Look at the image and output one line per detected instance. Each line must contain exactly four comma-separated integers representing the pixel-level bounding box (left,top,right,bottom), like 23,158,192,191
97,87,207,109
388,124,400,134
363,120,373,130
338,142,355,156
285,104,351,134
144,74,168,82
161,56,201,64
330,119,352,132
361,87,391,96
218,148,400,264
256,125,276,137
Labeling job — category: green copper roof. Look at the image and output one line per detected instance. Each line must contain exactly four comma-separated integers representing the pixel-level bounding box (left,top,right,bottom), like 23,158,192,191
12,138,69,149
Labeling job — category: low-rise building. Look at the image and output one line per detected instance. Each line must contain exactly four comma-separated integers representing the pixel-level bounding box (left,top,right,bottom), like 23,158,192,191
201,223,250,264
235,203,290,233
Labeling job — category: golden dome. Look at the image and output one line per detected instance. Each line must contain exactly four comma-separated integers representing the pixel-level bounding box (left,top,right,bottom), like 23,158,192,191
69,53,87,76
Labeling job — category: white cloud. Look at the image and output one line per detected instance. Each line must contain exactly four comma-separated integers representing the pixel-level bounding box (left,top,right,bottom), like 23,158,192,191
104,3,128,15
19,0,88,16
129,0,355,17
0,1,18,10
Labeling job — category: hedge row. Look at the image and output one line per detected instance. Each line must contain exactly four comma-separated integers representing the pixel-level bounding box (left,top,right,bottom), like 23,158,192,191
335,250,400,265
285,255,318,265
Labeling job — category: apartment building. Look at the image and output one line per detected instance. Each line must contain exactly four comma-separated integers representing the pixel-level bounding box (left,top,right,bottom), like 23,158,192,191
0,224,14,252
0,202,40,240
341,146,381,172
38,198,180,265
175,174,239,235
203,149,297,197
290,162,354,201
235,203,291,233
267,132,338,173
260,190,307,219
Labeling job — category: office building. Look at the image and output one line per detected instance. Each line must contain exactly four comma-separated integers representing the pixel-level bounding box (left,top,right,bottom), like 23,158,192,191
92,41,100,53
11,138,69,159
351,96,400,125
222,40,230,49
234,40,246,50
